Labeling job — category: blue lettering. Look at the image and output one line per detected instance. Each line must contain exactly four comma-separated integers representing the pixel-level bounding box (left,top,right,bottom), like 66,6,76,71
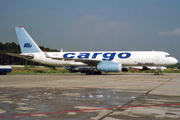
92,53,102,58
63,53,75,58
102,53,116,61
77,53,90,59
138,62,143,65
63,52,131,60
24,43,32,48
118,53,131,59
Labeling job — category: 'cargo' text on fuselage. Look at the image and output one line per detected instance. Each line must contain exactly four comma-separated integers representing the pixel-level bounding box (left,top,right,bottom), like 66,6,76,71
62,52,131,61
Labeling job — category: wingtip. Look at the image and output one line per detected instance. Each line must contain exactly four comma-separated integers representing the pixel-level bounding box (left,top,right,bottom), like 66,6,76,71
19,26,23,28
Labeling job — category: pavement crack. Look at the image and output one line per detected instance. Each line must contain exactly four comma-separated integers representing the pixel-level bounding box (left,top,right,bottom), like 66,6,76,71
98,74,180,120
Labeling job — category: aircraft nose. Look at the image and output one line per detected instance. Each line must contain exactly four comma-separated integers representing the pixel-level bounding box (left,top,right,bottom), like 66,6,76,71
173,58,178,64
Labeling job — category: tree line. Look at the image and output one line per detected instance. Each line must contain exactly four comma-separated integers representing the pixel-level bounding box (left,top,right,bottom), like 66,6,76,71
0,42,59,65
0,42,179,69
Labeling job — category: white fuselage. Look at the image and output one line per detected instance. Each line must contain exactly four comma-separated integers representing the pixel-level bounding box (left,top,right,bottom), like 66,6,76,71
26,51,178,67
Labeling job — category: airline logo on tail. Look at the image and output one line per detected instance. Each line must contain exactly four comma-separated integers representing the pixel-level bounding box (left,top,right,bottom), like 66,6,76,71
24,43,32,48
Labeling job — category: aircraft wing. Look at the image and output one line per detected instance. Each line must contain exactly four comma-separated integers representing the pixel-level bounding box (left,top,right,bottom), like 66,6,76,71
52,57,101,62
44,52,102,63
4,52,34,59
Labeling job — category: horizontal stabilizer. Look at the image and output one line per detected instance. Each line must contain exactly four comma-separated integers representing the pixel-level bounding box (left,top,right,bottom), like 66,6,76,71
4,52,34,60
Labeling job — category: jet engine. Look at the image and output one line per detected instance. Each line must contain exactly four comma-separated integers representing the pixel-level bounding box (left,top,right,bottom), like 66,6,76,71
97,61,122,72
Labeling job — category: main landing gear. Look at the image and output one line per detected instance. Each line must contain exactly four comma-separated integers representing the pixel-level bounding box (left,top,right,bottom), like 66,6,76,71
0,71,7,75
85,71,102,75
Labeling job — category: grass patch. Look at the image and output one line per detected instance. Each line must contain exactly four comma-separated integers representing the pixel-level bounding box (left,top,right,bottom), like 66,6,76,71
10,66,180,74
10,67,71,74
127,68,180,73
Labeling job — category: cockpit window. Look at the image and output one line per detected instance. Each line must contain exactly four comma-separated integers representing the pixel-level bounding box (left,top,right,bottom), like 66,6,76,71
166,55,172,57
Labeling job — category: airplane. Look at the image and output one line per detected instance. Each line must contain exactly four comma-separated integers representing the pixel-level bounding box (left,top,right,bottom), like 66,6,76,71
4,26,178,75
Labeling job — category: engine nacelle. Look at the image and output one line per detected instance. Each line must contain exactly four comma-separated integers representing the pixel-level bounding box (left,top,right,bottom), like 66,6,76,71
97,61,122,72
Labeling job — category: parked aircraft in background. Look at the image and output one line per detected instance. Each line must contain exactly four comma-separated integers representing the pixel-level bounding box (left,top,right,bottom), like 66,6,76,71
4,26,178,75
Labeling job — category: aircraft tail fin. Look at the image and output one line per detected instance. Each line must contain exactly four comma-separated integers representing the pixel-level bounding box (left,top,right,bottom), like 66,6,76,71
15,26,42,53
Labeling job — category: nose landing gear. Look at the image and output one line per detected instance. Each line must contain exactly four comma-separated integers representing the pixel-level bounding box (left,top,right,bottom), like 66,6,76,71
154,68,163,75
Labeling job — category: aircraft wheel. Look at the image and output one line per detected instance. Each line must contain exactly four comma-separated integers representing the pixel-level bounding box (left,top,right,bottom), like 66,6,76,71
90,71,94,75
86,71,90,75
97,71,102,75
1,71,7,75
154,72,158,75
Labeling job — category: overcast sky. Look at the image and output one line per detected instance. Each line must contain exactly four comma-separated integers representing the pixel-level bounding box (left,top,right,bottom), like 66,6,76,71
0,0,180,61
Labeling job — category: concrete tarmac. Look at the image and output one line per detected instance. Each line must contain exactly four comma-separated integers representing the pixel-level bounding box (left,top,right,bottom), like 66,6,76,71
0,73,180,120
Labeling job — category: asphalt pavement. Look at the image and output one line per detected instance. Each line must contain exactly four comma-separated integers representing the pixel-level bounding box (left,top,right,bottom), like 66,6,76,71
0,73,180,120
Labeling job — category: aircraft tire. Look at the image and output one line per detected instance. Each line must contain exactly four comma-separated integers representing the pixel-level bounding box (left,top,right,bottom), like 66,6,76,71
86,71,90,75
97,71,102,75
1,71,7,75
86,71,102,75
154,72,158,75
90,71,94,75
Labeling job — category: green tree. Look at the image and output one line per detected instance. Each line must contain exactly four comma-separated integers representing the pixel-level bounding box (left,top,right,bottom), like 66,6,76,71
0,42,59,65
